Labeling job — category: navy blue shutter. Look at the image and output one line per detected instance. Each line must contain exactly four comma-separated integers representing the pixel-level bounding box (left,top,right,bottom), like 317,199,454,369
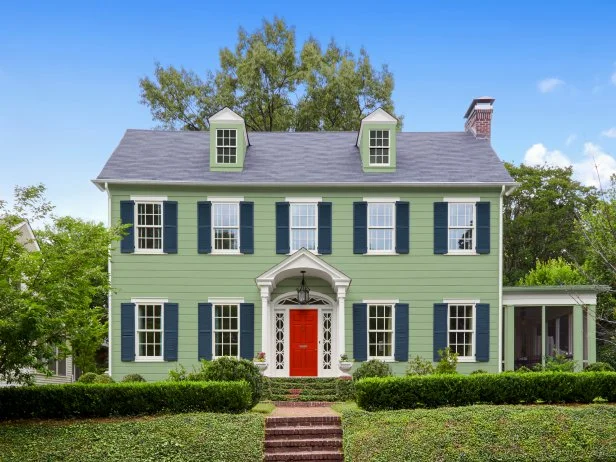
353,202,368,254
239,303,255,360
163,201,178,253
239,201,254,254
164,303,179,361
433,303,448,362
395,201,410,254
476,202,491,254
197,201,211,254
394,303,409,361
198,303,213,360
276,202,290,254
353,303,368,361
434,202,448,254
318,202,332,254
476,303,490,361
121,302,135,361
120,201,135,253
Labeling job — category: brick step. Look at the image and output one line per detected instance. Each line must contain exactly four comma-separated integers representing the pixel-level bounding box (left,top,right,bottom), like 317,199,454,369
265,438,342,449
269,382,339,390
269,394,339,402
272,401,334,407
266,425,343,438
269,387,337,395
263,450,343,461
266,416,341,428
268,378,339,384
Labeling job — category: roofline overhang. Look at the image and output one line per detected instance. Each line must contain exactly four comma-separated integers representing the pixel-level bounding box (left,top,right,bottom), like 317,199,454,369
502,285,610,295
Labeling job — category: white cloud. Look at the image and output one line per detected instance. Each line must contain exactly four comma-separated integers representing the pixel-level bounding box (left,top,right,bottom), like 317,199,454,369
523,142,616,188
538,78,565,93
601,127,616,138
565,134,577,146
611,70,616,86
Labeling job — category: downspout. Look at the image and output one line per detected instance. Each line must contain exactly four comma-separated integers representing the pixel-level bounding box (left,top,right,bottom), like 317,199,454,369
498,184,505,372
105,182,112,377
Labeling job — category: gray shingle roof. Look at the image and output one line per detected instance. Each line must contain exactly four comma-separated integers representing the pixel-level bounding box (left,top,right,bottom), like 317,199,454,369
95,130,514,185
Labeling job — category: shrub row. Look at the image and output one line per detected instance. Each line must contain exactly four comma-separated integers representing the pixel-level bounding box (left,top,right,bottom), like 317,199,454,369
0,381,253,420
355,372,616,411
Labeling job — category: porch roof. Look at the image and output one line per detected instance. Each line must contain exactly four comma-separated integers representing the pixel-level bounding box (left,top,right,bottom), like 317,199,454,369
502,285,609,306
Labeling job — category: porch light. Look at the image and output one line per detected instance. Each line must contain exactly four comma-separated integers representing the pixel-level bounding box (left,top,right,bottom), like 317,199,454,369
297,271,310,304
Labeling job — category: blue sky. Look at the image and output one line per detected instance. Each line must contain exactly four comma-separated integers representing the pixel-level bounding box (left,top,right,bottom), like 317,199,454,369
1,1,615,224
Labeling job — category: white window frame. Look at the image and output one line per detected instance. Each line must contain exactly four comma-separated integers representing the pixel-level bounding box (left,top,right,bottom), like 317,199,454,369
287,198,320,254
366,301,396,361
215,128,238,165
444,198,479,255
445,301,477,362
210,199,241,255
48,347,67,377
133,298,167,362
368,129,391,166
132,196,166,254
365,200,396,255
210,298,242,359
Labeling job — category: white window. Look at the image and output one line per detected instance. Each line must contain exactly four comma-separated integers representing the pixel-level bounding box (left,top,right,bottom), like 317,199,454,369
448,203,475,252
368,203,395,253
47,347,67,376
136,303,163,359
214,304,239,358
290,203,318,252
448,304,475,359
212,202,240,253
216,129,237,164
368,304,394,359
136,202,163,252
369,129,390,165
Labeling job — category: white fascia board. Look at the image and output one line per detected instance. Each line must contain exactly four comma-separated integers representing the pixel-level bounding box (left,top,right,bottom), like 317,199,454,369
130,195,168,202
363,197,400,203
285,197,322,203
443,197,481,203
207,196,244,202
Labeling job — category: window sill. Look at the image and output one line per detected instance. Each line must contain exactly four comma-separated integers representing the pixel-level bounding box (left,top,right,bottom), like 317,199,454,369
134,358,165,363
134,250,165,255
366,251,398,256
288,250,320,256
367,357,396,362
211,251,242,255
457,357,477,363
445,251,479,256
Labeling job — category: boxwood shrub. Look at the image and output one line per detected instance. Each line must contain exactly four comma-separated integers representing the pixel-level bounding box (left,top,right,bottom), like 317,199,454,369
355,372,616,411
0,381,252,420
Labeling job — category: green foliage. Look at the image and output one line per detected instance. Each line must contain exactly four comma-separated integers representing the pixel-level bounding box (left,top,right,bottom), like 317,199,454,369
338,404,616,461
406,356,435,376
470,369,489,375
335,378,355,401
354,372,616,411
77,372,98,383
167,363,189,381
584,362,615,372
515,366,534,373
122,373,146,382
352,359,392,381
517,257,587,286
0,412,264,461
533,352,577,372
598,344,616,369
0,381,253,420
140,17,399,132
92,374,115,384
435,347,458,374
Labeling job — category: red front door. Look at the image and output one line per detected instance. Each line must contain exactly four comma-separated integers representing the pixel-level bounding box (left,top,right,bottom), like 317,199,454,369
290,309,318,377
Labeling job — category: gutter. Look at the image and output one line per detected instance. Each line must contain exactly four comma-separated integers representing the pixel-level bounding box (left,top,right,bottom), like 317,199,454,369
498,184,505,372
105,182,112,377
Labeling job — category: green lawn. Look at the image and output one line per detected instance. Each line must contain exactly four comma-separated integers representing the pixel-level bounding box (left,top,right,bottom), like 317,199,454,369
0,412,264,462
333,403,616,461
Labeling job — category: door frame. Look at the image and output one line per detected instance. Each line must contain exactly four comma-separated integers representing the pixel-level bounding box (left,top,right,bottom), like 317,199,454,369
289,309,319,377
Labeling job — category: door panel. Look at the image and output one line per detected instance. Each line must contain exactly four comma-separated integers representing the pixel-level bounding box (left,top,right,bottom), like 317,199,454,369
290,309,318,376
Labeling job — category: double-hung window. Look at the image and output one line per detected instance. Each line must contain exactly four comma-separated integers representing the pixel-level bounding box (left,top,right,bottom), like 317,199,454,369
368,203,395,253
448,304,475,359
290,203,318,252
214,304,239,358
212,202,240,253
47,347,67,376
368,304,394,359
216,129,237,164
448,203,475,252
136,202,163,251
369,129,390,165
136,303,163,360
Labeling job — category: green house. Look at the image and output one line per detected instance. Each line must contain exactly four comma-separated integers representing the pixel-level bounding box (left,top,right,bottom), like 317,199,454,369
94,99,601,381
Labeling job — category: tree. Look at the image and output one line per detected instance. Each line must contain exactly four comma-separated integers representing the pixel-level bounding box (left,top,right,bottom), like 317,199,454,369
0,185,122,383
139,17,399,131
517,257,587,286
503,163,597,285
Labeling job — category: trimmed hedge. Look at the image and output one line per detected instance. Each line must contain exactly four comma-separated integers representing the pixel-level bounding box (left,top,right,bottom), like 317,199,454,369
0,381,252,420
355,372,616,410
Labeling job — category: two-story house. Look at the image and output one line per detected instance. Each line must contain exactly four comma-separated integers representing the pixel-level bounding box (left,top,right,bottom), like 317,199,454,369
94,97,600,381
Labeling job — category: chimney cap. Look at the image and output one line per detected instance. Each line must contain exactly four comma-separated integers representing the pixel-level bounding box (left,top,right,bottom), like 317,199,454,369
464,97,495,119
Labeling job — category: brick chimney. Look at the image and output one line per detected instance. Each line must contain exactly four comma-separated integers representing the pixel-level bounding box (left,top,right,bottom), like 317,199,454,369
464,97,495,140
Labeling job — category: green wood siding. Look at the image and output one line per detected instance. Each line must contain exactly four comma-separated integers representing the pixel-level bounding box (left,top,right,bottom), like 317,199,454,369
109,185,501,381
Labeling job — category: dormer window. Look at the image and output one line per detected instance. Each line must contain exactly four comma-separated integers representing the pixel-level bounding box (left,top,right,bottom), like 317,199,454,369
216,129,237,164
369,129,390,165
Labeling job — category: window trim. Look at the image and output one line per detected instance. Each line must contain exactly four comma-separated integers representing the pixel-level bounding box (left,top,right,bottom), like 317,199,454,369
215,128,238,165
210,200,241,255
366,301,396,362
445,199,477,255
288,201,319,254
446,301,477,362
133,200,165,255
368,129,391,167
133,299,167,362
366,201,396,255
211,301,241,359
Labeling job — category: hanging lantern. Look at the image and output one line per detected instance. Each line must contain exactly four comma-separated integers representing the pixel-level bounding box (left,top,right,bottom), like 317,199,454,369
297,271,310,304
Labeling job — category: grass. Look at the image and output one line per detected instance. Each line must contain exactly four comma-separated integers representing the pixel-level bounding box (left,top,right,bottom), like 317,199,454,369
0,412,264,461
251,402,275,414
336,403,616,461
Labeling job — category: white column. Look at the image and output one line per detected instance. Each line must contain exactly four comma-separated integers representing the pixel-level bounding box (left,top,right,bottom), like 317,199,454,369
260,285,271,375
337,285,347,358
